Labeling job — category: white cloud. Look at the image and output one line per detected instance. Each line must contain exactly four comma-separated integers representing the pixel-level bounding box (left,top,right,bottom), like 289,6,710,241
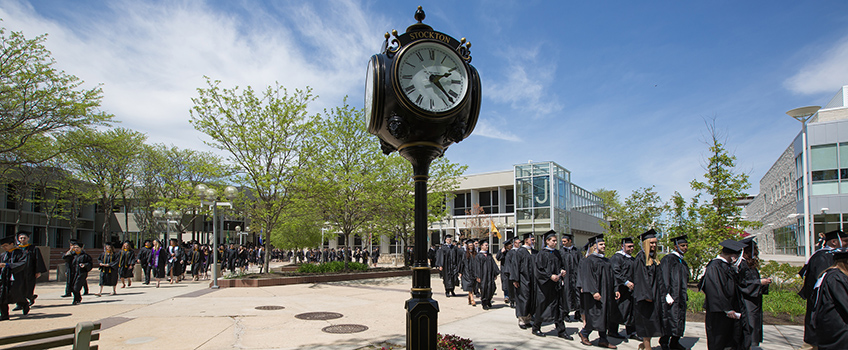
485,45,563,118
785,34,848,95
0,0,379,151
471,118,521,142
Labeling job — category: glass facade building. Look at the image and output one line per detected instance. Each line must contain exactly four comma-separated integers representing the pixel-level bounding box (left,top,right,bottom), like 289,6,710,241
514,161,603,236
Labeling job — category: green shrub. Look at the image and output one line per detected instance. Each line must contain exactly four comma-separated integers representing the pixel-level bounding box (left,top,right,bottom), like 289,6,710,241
760,261,803,292
296,261,369,273
762,286,805,320
687,289,705,313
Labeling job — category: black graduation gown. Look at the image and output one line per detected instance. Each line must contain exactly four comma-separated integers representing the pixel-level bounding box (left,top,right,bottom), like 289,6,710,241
496,248,510,295
534,248,563,323
609,251,636,328
458,253,477,292
118,249,135,278
63,250,93,299
737,259,767,348
812,267,848,350
509,246,538,319
0,248,28,306
579,253,616,332
20,244,47,299
226,248,238,271
659,252,689,337
632,251,662,337
799,247,835,345
149,247,168,278
699,258,742,350
189,250,202,275
560,245,582,314
137,247,152,267
435,244,460,290
98,252,119,286
474,251,500,304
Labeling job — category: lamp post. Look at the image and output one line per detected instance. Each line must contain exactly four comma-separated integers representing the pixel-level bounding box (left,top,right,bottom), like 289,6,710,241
153,209,181,243
787,105,821,262
195,184,238,289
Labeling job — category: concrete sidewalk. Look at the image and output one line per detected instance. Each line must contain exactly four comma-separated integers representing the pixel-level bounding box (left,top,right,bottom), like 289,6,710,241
2,264,804,350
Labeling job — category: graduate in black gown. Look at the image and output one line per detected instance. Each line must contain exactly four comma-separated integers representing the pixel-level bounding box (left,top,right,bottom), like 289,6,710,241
149,239,168,288
63,241,93,305
96,243,120,296
458,240,478,306
16,232,46,308
474,241,500,310
137,240,153,285
799,229,847,349
737,236,771,350
608,236,637,340
505,237,522,308
560,233,582,322
1,235,29,319
532,230,572,340
435,234,461,297
699,239,745,350
632,229,662,350
509,232,538,329
118,241,135,289
659,234,690,350
578,234,619,349
812,248,848,350
495,239,513,304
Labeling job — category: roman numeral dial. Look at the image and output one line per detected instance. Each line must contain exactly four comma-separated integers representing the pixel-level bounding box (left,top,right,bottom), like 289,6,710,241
396,41,469,114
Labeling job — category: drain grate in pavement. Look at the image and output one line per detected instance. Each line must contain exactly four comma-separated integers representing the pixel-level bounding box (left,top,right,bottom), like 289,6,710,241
295,312,343,320
255,305,285,310
322,324,368,334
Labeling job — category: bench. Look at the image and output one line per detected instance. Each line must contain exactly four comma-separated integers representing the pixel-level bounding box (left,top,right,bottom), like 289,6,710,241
0,321,100,350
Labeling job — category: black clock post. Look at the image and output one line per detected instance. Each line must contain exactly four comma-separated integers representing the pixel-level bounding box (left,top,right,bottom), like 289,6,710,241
365,7,481,349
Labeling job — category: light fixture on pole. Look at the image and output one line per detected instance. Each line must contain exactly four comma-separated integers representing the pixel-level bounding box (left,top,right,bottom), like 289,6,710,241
787,105,821,262
153,209,180,243
195,184,238,289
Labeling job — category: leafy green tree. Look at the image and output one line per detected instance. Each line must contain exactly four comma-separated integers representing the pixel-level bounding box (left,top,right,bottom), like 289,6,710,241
687,119,760,278
307,98,383,249
190,77,317,269
63,127,146,246
597,186,666,256
0,26,111,166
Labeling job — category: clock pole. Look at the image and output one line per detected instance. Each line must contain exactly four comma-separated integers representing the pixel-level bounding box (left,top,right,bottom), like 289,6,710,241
364,7,481,349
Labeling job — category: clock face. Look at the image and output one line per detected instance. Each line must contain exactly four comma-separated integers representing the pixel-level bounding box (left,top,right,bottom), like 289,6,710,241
365,56,376,125
395,41,469,114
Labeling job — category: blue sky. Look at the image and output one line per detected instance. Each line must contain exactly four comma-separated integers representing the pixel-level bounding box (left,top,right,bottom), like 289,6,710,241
3,0,848,203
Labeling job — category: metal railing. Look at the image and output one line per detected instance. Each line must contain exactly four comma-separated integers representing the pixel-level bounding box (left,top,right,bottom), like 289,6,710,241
0,321,100,350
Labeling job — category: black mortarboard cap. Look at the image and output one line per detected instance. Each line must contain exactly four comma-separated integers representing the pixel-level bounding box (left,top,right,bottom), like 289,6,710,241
719,239,745,253
590,234,605,244
444,234,452,239
0,235,16,245
640,229,657,241
671,235,688,245
583,241,591,251
621,236,634,245
561,232,574,238
543,230,557,241
740,236,756,247
522,232,534,240
824,230,844,241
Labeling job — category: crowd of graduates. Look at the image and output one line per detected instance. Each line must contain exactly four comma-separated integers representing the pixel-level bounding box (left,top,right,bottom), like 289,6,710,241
431,228,848,350
291,246,382,267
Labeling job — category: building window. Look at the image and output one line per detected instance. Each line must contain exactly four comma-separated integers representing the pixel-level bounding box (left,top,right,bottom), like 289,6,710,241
477,190,498,214
453,192,470,216
773,224,798,255
811,144,838,195
505,189,514,213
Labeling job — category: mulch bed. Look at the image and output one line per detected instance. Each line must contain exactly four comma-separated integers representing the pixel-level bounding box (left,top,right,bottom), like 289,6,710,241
686,311,802,326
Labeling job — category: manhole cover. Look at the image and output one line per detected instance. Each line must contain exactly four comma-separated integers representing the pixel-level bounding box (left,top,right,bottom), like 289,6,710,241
295,312,343,320
322,324,368,334
255,305,285,310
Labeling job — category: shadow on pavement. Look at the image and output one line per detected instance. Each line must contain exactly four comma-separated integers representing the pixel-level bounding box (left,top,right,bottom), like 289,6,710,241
17,312,73,320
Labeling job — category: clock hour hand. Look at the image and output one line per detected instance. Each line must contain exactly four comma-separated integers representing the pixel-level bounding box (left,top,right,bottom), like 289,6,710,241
429,75,453,103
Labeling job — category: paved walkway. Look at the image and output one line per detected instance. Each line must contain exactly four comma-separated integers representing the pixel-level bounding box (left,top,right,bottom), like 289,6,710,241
2,263,804,350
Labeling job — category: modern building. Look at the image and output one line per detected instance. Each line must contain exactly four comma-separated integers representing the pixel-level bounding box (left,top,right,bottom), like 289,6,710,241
429,161,606,250
746,85,848,256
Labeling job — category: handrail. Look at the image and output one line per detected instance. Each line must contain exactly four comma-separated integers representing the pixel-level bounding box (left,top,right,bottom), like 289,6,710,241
0,321,101,350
